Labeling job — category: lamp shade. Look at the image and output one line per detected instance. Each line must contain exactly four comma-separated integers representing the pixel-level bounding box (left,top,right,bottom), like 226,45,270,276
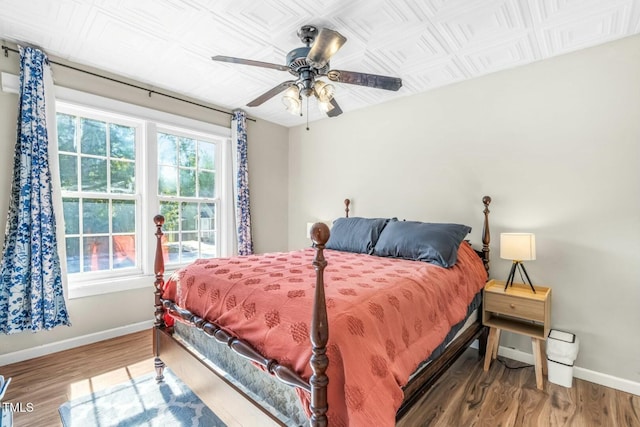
500,233,536,261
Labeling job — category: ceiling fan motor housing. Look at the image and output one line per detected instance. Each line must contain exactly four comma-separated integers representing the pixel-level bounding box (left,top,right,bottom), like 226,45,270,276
286,47,329,76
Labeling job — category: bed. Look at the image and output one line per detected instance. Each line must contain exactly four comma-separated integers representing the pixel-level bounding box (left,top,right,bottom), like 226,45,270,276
152,196,492,426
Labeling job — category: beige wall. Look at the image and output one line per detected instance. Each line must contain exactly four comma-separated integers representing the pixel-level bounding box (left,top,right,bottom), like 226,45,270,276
0,48,289,355
288,35,640,382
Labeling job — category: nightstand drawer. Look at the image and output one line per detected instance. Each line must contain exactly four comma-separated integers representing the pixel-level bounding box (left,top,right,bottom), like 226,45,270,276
484,292,545,322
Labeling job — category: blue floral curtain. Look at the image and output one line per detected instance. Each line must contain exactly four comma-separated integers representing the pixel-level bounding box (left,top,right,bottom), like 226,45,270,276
232,110,253,255
0,46,70,334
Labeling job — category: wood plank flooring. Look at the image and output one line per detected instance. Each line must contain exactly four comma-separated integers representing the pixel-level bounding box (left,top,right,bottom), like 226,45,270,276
0,330,154,427
397,351,640,427
1,329,638,426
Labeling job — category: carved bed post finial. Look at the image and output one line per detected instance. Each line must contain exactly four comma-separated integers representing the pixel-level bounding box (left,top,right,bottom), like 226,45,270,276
481,196,491,273
344,199,350,218
309,222,330,427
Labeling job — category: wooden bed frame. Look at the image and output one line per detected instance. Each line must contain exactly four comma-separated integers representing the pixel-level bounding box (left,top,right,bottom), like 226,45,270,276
152,196,492,426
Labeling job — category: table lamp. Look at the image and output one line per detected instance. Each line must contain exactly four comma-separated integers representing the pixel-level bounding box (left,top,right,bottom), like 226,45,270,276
500,232,536,293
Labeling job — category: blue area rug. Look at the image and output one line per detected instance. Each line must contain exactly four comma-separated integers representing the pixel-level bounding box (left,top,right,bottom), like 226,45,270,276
59,369,226,427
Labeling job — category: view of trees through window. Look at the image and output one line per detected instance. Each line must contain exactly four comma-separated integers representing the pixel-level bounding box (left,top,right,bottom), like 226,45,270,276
57,112,138,274
158,131,217,264
56,105,222,281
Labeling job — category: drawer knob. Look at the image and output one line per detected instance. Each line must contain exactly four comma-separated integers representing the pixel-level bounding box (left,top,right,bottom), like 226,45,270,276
510,303,516,309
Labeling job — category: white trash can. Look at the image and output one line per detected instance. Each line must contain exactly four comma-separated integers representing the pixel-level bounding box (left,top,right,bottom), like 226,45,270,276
546,329,579,388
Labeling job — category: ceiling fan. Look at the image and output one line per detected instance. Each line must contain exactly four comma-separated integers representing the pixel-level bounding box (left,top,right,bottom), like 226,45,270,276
212,25,402,118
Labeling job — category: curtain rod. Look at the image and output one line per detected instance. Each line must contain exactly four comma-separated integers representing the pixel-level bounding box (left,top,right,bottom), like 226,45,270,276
2,45,256,122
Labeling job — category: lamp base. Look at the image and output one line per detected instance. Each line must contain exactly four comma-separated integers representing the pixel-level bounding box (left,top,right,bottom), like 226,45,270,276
504,261,536,293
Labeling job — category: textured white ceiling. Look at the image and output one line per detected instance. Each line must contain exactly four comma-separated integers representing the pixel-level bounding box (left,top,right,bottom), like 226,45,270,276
1,0,639,127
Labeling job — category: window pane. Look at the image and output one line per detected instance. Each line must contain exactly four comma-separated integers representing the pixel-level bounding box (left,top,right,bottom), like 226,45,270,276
113,235,135,269
158,133,177,165
198,171,215,198
181,202,198,231
179,138,196,168
57,113,76,152
66,237,80,273
158,165,177,196
179,169,196,197
112,200,135,233
59,154,78,191
83,236,110,272
109,123,135,160
83,199,109,234
81,157,107,192
198,141,215,170
80,118,107,156
181,232,198,263
162,233,179,263
160,201,179,232
201,202,216,257
111,160,135,193
63,198,79,235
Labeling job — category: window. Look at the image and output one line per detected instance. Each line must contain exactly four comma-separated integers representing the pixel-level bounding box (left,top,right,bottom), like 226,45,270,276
54,95,231,297
57,106,143,278
157,128,219,265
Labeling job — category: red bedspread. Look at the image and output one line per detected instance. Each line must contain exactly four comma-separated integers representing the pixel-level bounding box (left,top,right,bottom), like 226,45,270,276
162,241,487,426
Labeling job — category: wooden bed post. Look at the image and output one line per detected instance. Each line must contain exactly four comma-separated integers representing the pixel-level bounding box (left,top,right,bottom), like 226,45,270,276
309,222,331,427
153,214,166,382
479,196,492,357
481,196,491,273
344,199,350,218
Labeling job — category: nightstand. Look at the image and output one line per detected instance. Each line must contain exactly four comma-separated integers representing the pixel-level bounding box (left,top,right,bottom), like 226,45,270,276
482,279,551,390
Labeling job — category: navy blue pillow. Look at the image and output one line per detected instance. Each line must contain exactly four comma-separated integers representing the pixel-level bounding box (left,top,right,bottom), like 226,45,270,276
373,221,471,268
325,217,391,254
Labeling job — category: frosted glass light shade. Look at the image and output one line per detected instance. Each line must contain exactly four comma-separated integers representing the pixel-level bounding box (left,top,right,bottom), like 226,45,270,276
500,233,536,261
314,80,335,102
317,100,334,113
282,86,301,115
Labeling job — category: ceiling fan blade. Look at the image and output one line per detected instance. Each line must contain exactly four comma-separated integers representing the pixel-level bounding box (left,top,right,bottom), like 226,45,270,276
212,55,289,72
326,69,402,91
307,28,347,69
326,97,343,118
247,80,296,107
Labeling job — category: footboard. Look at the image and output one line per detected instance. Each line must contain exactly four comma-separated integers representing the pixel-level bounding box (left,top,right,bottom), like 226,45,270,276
152,215,331,426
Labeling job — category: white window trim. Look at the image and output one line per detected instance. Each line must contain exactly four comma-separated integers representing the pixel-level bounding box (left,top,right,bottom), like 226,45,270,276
57,102,147,284
2,72,233,299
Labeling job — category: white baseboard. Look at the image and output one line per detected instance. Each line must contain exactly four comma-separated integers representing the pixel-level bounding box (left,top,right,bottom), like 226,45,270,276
0,320,153,366
470,340,640,396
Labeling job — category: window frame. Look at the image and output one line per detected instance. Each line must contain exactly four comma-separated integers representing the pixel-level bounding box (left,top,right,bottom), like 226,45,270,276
57,102,146,282
52,86,232,299
156,123,223,267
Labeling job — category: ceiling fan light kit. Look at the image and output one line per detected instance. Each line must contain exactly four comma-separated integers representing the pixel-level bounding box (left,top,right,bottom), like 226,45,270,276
211,24,402,121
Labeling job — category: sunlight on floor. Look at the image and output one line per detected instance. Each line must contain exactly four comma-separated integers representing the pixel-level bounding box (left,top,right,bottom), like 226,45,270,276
69,357,154,399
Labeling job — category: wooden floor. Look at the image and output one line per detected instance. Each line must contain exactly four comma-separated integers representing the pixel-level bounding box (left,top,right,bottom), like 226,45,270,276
398,351,640,427
1,329,638,426
0,330,154,427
